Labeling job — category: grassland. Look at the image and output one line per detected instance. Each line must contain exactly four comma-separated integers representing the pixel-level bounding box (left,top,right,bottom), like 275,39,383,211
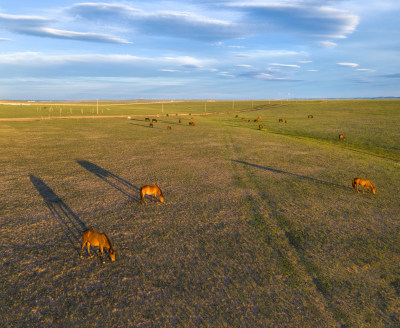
1,100,399,327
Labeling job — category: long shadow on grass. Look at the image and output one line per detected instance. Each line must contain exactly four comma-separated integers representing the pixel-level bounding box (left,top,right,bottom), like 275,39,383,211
77,160,140,202
29,175,87,253
232,160,350,190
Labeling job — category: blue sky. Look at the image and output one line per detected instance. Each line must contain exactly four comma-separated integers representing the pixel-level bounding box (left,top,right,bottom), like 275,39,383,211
0,0,399,100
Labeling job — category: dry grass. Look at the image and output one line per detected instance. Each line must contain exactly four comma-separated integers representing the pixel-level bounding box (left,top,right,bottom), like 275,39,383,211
1,100,400,327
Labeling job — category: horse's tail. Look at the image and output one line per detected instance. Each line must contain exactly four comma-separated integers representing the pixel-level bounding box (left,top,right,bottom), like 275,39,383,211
140,186,144,200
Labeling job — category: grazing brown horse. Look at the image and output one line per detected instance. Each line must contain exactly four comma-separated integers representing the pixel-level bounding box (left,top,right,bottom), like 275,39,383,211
352,178,376,194
257,116,262,120
338,134,346,140
254,119,258,122
140,185,164,204
145,117,150,121
152,118,157,123
235,115,239,118
242,117,246,120
167,126,172,130
178,119,182,123
279,118,283,123
189,121,195,126
308,115,313,118
258,125,263,130
80,229,115,263
284,120,288,124
149,123,153,128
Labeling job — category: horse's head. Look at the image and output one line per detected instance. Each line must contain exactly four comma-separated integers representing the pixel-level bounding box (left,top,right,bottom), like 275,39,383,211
159,194,165,203
372,186,376,194
109,248,116,262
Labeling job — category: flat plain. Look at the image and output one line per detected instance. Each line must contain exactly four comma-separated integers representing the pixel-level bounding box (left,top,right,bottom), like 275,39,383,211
1,100,400,327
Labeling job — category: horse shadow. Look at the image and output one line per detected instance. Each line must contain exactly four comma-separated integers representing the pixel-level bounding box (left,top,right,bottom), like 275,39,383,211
77,160,140,202
232,160,350,190
29,175,87,253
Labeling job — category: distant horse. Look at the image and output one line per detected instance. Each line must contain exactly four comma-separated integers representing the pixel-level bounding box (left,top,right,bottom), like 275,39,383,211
242,117,246,120
152,118,158,123
145,117,150,121
257,116,262,120
254,119,258,122
189,121,195,126
284,120,288,124
140,185,164,204
235,115,239,118
149,123,153,128
258,125,263,130
167,126,172,130
178,119,182,123
308,115,313,118
352,178,376,194
338,134,346,140
80,229,115,263
248,120,251,123
279,119,283,123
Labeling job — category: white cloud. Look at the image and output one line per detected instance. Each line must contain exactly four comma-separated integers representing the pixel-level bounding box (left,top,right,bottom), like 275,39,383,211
337,62,359,67
270,63,300,68
318,41,337,48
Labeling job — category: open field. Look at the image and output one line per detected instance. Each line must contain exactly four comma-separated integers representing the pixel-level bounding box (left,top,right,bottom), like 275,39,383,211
1,100,400,327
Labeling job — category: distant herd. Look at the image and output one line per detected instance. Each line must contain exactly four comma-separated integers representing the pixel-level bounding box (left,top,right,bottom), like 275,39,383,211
81,112,376,263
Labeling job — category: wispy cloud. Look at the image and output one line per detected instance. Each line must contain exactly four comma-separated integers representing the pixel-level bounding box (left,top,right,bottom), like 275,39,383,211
337,62,359,68
67,3,245,41
0,12,130,43
270,63,300,68
224,2,359,41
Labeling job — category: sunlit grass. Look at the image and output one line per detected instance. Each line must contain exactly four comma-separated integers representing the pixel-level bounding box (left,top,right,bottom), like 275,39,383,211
1,100,399,327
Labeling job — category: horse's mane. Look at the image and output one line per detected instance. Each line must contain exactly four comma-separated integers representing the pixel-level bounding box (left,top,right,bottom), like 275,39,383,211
104,233,114,251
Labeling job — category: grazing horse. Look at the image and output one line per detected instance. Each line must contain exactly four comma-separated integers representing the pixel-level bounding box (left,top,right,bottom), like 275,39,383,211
257,116,262,120
258,125,263,130
235,115,239,118
140,185,164,204
338,134,346,140
149,123,153,128
308,115,313,118
352,178,376,194
284,120,288,124
189,121,195,126
241,117,246,120
254,119,258,122
80,229,115,263
167,126,172,130
152,118,158,123
279,119,283,123
145,117,150,122
178,119,182,123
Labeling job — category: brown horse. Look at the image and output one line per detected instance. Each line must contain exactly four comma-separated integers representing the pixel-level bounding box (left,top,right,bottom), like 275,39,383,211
145,117,150,121
140,185,164,204
189,121,195,126
338,134,346,140
258,125,263,130
80,229,115,263
152,118,158,123
178,119,182,123
149,123,153,128
167,126,172,130
308,115,313,118
254,119,258,122
352,178,376,194
279,118,283,123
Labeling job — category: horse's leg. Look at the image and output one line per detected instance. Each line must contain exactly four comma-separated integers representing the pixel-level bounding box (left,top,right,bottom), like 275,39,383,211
87,242,93,257
99,246,105,263
362,185,366,194
80,241,86,258
356,183,360,193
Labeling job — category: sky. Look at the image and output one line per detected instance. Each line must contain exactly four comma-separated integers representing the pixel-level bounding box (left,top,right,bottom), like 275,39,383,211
0,0,399,100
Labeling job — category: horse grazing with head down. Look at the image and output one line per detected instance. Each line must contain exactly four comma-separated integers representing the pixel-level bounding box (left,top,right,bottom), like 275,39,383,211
338,134,346,140
80,229,115,263
140,185,164,204
352,178,376,194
